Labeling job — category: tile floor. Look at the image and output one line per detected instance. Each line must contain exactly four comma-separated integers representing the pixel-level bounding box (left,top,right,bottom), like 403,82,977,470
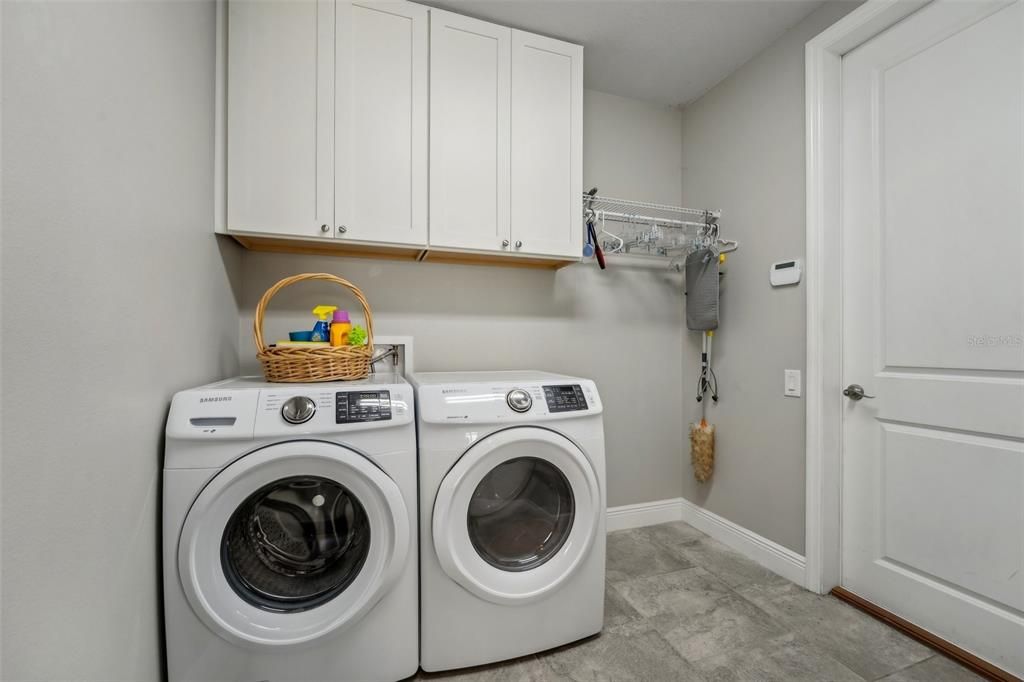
414,522,982,682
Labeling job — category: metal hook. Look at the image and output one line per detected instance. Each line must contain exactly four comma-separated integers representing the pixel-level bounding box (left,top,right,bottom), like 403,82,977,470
584,187,599,222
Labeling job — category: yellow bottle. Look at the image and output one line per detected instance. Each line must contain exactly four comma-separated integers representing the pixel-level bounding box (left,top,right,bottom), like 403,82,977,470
330,310,352,347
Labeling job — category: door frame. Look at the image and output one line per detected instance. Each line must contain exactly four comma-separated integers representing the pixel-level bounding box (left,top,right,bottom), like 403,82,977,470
803,0,930,595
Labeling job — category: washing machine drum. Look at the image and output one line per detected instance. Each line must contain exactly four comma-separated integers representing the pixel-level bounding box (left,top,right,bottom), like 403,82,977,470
222,475,370,611
178,441,410,648
433,427,600,606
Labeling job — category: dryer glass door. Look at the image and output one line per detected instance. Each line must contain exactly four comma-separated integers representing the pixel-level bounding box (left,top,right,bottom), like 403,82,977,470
433,427,600,605
468,457,575,572
178,440,410,647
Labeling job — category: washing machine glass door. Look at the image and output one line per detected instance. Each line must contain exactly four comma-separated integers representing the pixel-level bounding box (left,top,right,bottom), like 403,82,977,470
178,440,410,648
433,427,600,605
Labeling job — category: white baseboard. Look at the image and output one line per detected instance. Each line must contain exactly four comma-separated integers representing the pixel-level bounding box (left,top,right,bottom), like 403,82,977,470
606,497,807,586
606,497,685,532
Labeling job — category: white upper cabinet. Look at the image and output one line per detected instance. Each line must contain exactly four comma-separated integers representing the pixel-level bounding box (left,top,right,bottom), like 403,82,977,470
227,0,334,238
336,1,428,246
510,31,583,259
429,13,583,259
227,0,427,245
225,1,582,263
428,10,511,253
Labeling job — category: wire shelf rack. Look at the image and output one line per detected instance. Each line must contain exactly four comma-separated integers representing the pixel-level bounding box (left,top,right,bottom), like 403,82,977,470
583,192,726,258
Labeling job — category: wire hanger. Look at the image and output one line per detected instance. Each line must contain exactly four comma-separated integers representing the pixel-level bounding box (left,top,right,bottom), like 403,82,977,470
598,211,624,255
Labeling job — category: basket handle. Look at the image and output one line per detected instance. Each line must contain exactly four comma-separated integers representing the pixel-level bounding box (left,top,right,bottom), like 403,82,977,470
253,273,375,353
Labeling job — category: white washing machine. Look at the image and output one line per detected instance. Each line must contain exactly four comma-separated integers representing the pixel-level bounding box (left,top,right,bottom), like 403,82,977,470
411,371,606,672
163,375,417,682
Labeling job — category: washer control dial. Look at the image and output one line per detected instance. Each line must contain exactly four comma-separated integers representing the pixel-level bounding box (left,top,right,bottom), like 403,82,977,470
506,388,533,413
281,396,316,424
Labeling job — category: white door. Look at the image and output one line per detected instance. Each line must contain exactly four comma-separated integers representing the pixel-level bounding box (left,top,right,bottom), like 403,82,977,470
227,0,334,238
178,441,410,647
335,1,428,247
428,10,511,253
510,30,583,259
432,427,600,605
841,0,1024,675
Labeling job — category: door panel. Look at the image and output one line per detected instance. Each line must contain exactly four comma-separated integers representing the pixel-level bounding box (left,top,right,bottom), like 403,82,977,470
881,425,1023,610
336,1,427,246
227,0,334,237
842,0,1024,675
878,4,1023,372
878,372,1023,439
510,31,583,259
429,10,511,252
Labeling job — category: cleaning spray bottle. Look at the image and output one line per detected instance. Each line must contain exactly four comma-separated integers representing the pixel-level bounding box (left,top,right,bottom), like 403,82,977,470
310,305,337,342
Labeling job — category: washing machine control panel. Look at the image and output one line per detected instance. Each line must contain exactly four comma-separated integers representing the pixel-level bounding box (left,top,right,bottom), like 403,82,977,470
166,377,414,442
336,390,392,424
543,384,588,412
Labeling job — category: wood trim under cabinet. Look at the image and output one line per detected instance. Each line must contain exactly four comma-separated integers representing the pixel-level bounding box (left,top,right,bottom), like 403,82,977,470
830,587,1021,682
418,249,571,270
231,235,575,270
232,235,424,262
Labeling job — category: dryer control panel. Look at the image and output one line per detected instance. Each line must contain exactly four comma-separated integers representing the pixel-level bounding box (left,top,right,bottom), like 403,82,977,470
415,378,602,425
543,384,588,413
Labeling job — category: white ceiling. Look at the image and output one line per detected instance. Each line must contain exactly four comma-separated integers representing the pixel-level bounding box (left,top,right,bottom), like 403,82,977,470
422,0,829,107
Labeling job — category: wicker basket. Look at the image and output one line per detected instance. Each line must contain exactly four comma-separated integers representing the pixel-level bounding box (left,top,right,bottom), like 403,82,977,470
254,273,374,383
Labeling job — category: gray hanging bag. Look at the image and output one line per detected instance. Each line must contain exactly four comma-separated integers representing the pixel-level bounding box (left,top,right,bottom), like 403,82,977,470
685,248,719,331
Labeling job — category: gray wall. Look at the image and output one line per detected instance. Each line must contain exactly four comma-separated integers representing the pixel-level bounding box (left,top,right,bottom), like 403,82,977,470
678,0,861,553
582,89,684,201
239,89,686,508
1,2,240,680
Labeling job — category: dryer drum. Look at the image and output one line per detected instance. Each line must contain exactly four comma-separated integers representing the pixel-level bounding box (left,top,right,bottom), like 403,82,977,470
221,475,371,612
467,457,575,572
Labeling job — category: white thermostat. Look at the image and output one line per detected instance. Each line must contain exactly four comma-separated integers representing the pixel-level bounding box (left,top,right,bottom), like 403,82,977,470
770,259,802,286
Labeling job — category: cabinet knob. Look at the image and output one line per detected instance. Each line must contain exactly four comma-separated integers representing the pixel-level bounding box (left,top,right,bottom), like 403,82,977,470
515,240,523,249
502,239,510,248
320,224,330,233
337,225,347,234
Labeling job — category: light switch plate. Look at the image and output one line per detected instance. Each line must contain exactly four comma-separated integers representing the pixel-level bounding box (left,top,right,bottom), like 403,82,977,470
784,369,801,397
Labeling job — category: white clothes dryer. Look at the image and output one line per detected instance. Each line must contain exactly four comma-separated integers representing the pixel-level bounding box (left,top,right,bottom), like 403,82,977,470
410,371,606,672
163,375,417,682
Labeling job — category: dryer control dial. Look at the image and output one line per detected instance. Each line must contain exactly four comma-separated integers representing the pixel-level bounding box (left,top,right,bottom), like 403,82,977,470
506,389,533,413
281,396,316,424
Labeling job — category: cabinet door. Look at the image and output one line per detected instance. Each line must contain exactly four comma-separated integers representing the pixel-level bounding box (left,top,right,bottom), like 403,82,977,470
510,30,583,259
336,1,428,246
429,10,511,252
227,0,334,237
